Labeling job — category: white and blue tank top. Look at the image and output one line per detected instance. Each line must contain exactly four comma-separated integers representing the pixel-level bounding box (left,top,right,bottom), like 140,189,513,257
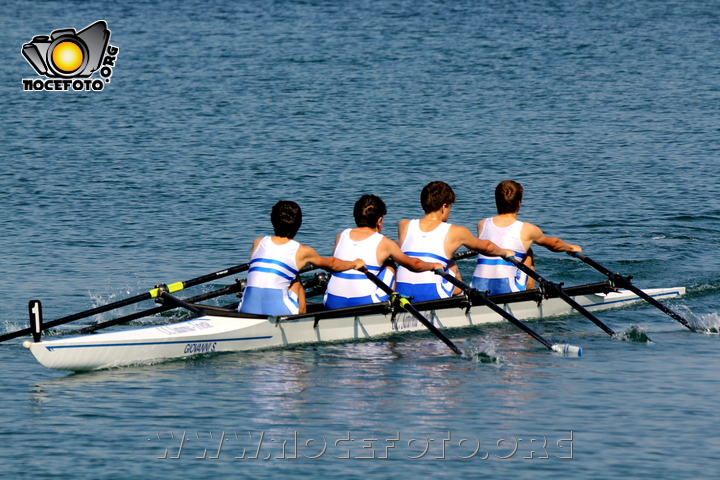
238,236,301,315
396,220,454,302
323,229,393,309
471,218,528,295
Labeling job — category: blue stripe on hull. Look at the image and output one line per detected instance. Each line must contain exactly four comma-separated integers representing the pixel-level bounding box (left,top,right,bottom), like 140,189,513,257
44,335,273,351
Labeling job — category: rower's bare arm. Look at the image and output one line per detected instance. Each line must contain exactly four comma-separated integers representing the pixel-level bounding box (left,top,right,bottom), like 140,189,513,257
298,245,366,272
397,219,410,246
477,218,486,237
383,238,443,272
525,224,582,253
473,239,516,259
453,226,514,259
249,237,262,256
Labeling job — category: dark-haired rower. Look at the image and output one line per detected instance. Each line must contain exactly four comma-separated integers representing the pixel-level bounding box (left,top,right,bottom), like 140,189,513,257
238,200,365,316
323,194,444,309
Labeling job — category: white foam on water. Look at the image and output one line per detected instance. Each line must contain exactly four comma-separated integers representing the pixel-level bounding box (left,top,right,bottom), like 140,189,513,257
460,336,502,365
680,305,720,334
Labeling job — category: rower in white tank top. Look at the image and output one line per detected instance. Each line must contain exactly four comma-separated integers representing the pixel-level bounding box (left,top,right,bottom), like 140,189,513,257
238,236,301,315
323,229,394,309
471,218,528,295
396,219,455,302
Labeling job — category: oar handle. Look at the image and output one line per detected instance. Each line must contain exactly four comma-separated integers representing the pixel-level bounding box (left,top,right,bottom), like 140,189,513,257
360,267,463,355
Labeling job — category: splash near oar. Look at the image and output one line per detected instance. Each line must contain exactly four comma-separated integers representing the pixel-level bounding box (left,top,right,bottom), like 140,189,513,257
568,252,694,331
621,325,652,343
506,256,618,338
462,337,500,364
360,267,463,356
433,269,581,356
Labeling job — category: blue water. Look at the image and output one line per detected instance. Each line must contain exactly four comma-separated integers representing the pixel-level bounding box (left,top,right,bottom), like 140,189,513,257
2,0,720,477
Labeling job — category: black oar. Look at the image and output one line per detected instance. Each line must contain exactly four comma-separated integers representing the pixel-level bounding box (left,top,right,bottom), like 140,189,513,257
71,268,328,335
360,267,463,355
568,252,693,331
506,256,617,338
434,269,581,356
68,282,246,335
0,261,251,343
75,267,330,335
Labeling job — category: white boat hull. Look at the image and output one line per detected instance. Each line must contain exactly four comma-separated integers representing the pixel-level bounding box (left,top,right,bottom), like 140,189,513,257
26,287,686,371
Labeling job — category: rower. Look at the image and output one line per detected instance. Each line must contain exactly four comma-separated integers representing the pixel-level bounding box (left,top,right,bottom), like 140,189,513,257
396,181,515,302
323,194,444,309
238,201,365,316
471,180,582,295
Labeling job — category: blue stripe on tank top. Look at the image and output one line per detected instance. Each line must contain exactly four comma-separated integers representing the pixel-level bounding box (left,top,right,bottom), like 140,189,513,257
287,292,299,308
250,257,298,275
247,266,296,281
402,251,448,263
440,277,454,296
332,271,375,280
476,251,526,266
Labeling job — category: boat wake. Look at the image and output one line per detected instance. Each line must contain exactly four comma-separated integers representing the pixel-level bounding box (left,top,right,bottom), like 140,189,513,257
620,325,651,343
1,320,22,337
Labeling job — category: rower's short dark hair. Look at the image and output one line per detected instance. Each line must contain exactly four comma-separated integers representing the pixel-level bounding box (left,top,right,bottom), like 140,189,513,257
495,180,523,214
354,194,387,228
421,181,456,214
271,200,302,238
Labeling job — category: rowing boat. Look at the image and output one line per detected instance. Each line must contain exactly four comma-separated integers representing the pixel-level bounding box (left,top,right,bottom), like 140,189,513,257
23,282,686,371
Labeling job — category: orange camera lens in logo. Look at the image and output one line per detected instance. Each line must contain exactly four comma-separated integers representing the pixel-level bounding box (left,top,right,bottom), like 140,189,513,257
21,20,120,91
52,41,84,73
